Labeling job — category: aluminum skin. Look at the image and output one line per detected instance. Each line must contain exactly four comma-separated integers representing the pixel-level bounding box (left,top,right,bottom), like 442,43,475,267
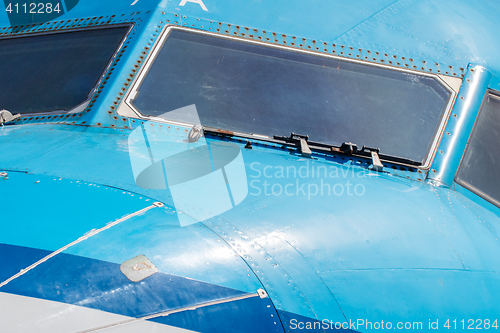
1,0,500,332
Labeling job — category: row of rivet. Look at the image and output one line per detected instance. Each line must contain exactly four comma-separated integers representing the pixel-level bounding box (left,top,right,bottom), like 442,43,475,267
179,17,465,78
5,11,149,127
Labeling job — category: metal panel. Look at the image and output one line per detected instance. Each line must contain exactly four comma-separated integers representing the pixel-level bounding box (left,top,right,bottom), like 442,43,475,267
429,65,492,186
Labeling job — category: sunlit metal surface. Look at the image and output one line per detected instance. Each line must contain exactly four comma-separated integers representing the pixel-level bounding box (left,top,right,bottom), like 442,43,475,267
1,0,500,332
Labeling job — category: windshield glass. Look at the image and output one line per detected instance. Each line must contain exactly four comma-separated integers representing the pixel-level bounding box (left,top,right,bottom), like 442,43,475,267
457,93,500,206
0,26,129,114
130,28,452,164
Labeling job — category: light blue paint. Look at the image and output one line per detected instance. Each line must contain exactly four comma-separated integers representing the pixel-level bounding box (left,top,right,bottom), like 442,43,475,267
0,171,150,252
63,207,263,294
3,0,500,78
321,269,500,332
129,121,249,225
3,121,500,327
204,150,500,322
1,0,500,331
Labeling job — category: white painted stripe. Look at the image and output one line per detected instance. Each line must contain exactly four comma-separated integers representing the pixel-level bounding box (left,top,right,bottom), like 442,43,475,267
0,292,196,333
0,203,161,288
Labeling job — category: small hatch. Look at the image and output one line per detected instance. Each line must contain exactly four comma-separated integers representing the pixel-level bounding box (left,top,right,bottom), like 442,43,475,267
120,255,159,282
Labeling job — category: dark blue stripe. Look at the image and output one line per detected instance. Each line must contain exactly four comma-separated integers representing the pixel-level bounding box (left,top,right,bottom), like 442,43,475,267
0,243,248,318
0,243,51,282
151,295,284,333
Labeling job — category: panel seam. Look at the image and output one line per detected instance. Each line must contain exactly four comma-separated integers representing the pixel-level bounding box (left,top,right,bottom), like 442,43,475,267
0,203,161,289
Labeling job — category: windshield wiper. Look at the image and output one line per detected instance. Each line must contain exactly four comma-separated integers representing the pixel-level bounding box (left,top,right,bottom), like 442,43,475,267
0,110,21,126
272,133,312,157
202,127,421,168
273,133,422,168
274,133,385,170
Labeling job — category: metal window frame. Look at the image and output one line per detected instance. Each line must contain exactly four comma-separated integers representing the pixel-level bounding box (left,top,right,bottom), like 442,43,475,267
0,23,134,116
455,89,500,208
121,25,458,170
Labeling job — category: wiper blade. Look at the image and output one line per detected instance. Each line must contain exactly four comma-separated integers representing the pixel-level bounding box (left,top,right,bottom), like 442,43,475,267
273,133,422,169
0,110,21,126
203,127,421,168
274,133,384,170
336,142,382,170
274,133,421,167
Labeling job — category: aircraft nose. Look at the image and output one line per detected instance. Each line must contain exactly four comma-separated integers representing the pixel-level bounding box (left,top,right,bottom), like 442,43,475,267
0,171,283,333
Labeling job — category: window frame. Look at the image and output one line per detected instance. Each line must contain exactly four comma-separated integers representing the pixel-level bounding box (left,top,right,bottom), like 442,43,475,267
0,23,133,117
455,89,500,208
121,25,458,170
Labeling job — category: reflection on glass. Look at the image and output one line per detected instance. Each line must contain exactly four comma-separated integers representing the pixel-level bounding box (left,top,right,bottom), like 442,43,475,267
128,104,248,226
457,93,500,206
0,26,129,114
131,29,451,164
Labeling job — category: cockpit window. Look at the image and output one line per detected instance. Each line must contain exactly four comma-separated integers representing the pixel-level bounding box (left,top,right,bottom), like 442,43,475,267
0,25,130,115
456,92,500,207
128,27,453,165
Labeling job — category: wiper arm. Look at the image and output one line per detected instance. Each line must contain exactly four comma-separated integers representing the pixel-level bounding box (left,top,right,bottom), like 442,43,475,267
273,133,312,157
203,127,421,168
331,143,382,171
0,110,21,126
274,134,384,170
356,145,384,171
341,143,420,168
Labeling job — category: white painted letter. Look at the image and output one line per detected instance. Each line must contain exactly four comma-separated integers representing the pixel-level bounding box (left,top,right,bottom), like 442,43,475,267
179,0,208,11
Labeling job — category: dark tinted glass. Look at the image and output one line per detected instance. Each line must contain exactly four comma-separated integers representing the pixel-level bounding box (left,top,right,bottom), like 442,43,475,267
0,26,129,114
457,93,500,205
132,29,451,164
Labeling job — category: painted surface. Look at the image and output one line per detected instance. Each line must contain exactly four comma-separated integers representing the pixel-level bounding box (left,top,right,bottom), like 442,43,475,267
1,0,500,332
2,122,500,331
0,292,197,333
